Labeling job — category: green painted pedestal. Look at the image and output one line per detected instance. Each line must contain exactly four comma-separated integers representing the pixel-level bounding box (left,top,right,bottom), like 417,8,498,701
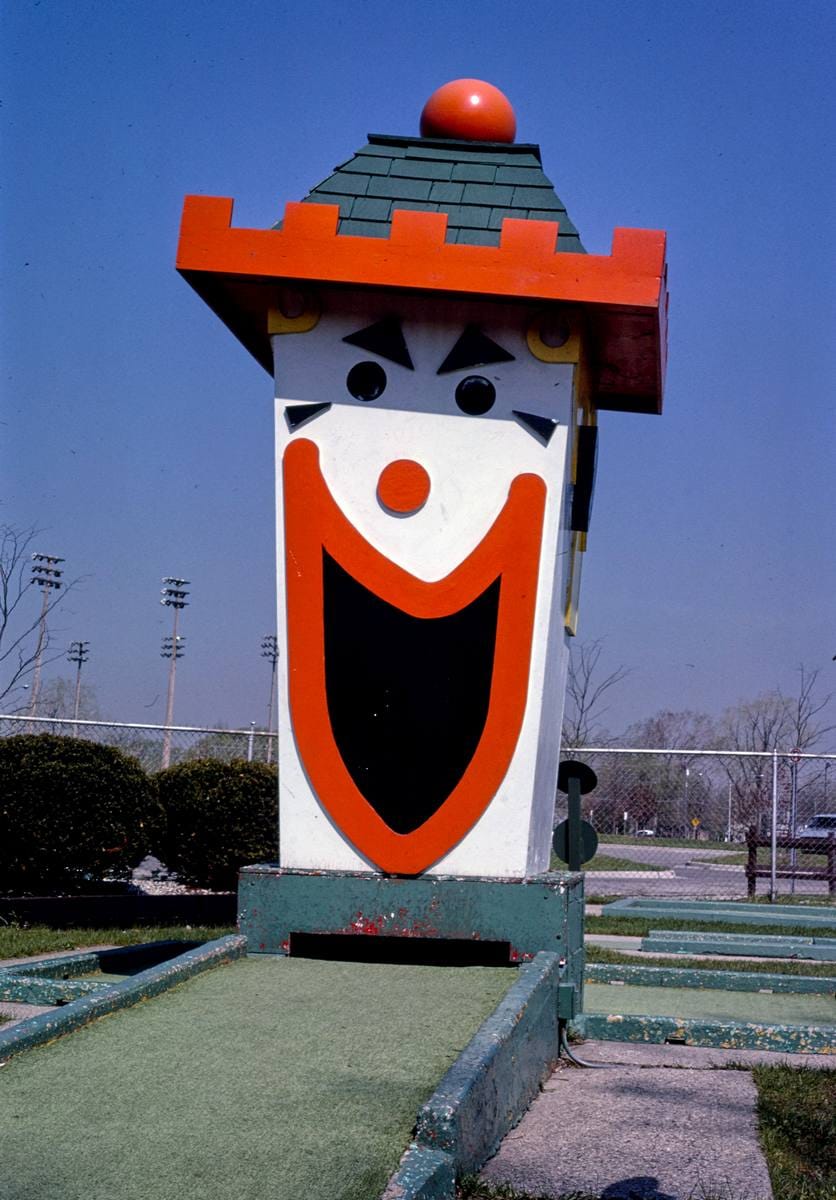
238,866,584,994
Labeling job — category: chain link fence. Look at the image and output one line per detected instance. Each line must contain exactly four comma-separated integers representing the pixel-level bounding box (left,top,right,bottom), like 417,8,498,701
2,717,834,902
0,715,278,772
556,747,836,901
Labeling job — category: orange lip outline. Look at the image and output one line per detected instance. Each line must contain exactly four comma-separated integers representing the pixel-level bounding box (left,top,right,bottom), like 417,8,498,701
283,437,546,875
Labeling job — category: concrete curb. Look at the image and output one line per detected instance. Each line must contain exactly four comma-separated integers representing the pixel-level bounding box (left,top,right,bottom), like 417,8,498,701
0,935,247,1061
603,896,836,929
643,929,836,960
381,1146,455,1200
380,951,563,1199
573,1010,835,1055
586,961,836,994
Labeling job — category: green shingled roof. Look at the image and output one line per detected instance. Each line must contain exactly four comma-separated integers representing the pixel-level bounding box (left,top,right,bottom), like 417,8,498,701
277,133,585,253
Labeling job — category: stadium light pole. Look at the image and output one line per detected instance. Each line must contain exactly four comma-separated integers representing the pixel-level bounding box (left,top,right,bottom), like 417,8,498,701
261,635,279,763
160,577,189,769
28,553,64,717
67,640,90,736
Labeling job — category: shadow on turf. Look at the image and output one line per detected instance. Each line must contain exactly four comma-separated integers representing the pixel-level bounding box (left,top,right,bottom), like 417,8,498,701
94,940,202,976
288,932,518,967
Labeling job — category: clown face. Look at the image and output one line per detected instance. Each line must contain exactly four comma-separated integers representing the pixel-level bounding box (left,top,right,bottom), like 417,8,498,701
273,287,583,878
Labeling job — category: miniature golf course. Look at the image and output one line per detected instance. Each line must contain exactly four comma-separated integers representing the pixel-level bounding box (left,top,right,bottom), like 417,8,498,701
583,981,835,1024
0,955,515,1200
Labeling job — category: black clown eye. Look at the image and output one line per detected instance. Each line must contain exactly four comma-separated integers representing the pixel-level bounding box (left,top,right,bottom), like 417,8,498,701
455,375,496,415
347,361,387,402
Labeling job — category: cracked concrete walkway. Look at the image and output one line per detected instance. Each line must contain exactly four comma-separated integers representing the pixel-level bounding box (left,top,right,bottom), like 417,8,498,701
479,1041,834,1199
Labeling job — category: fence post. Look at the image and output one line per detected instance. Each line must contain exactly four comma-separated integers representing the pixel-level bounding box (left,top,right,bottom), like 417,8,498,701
746,826,757,899
247,721,255,763
828,834,836,897
769,748,778,903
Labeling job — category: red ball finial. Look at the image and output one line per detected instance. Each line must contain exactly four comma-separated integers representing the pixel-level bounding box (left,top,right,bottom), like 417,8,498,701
420,79,516,143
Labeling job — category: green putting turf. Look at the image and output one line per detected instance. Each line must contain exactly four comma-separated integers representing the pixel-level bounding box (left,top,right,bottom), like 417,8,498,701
584,981,836,1025
0,955,513,1200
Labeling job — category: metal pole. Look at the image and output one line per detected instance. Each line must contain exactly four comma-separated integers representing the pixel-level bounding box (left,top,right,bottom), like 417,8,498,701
789,758,799,896
247,721,255,763
261,635,279,765
73,657,83,727
567,775,582,871
28,554,65,719
267,657,277,763
160,577,189,770
769,748,778,903
161,604,180,770
28,586,50,718
726,782,732,843
67,640,89,738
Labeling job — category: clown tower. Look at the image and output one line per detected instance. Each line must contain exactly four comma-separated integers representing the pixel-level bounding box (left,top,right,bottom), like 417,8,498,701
177,80,667,968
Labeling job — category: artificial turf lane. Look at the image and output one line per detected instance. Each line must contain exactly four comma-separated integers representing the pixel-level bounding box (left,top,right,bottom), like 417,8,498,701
584,981,836,1025
0,955,515,1200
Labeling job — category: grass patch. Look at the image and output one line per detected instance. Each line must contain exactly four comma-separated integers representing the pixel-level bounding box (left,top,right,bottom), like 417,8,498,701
754,1063,836,1199
585,943,836,978
705,848,828,868
550,853,666,872
459,1179,598,1198
0,925,235,962
459,1179,600,1199
586,915,836,939
599,833,736,851
586,854,666,872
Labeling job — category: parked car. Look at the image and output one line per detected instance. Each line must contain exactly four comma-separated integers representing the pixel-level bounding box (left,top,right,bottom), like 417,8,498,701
635,829,656,837
796,813,836,842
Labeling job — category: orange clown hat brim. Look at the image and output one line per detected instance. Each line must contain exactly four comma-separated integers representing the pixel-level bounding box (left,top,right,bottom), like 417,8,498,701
177,197,668,414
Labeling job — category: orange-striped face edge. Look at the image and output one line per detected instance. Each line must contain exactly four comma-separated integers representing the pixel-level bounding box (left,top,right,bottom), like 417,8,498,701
283,438,546,875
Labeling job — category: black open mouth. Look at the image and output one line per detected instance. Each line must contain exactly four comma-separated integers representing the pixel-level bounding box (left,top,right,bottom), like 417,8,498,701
323,550,500,835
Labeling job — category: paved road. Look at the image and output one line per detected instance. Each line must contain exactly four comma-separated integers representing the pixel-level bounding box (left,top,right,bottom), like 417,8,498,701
588,841,834,900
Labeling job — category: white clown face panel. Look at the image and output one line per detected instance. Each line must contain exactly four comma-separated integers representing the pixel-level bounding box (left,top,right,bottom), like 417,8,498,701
273,287,579,878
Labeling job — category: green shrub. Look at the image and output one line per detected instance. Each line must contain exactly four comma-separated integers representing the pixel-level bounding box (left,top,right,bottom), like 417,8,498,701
155,758,278,890
0,734,160,894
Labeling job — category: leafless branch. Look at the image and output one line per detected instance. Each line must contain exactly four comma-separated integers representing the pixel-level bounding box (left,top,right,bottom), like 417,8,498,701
562,638,632,747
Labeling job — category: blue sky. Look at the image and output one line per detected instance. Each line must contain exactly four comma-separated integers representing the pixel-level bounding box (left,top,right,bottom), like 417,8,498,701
3,0,834,734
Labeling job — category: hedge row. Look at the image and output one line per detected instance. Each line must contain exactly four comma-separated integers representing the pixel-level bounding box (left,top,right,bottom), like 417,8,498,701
0,734,278,895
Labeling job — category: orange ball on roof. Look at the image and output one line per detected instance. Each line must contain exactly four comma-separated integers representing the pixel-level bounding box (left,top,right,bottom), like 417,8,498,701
420,79,516,144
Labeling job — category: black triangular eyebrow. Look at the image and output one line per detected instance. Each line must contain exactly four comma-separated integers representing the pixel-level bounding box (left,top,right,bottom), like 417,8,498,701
513,410,559,445
342,316,413,369
437,324,515,375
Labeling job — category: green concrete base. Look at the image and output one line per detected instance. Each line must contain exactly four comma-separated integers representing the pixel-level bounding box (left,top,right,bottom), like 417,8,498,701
238,865,584,976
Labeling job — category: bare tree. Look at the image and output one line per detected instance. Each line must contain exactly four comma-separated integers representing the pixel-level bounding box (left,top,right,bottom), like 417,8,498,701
0,524,76,710
36,677,101,721
561,638,631,748
718,666,835,831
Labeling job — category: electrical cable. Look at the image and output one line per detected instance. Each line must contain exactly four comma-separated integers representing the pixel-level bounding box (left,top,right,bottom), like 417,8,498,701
559,1023,616,1068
